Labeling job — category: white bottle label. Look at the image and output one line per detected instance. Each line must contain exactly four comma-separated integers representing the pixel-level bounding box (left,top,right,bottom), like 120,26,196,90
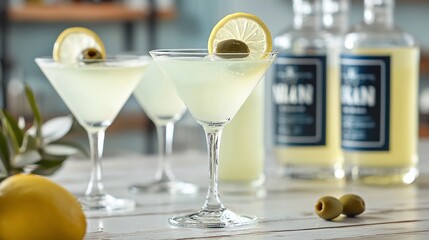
272,55,327,146
341,55,391,151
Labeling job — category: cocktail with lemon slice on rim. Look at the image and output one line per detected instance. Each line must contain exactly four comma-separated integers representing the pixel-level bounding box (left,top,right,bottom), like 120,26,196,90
36,27,149,211
151,12,277,228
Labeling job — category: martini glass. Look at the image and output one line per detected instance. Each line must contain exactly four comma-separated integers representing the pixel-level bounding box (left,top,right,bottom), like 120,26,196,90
150,49,277,228
129,59,198,194
36,57,149,211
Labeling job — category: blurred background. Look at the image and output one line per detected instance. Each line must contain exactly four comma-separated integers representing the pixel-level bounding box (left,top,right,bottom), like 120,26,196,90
1,0,429,155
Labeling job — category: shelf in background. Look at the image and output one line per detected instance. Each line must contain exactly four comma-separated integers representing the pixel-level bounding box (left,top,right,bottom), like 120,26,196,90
421,52,429,75
8,3,176,22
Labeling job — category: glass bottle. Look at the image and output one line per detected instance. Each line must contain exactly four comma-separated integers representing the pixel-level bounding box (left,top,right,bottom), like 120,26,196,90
322,0,349,37
272,0,343,179
341,0,419,185
219,79,265,194
322,0,349,89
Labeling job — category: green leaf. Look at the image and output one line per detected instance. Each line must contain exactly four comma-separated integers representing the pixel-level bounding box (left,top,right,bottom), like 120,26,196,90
0,156,8,179
39,156,68,164
0,162,8,180
44,143,79,156
31,164,63,176
18,116,25,130
0,131,10,171
27,115,73,144
25,85,42,127
11,150,41,168
30,153,68,176
20,133,38,152
0,110,24,152
51,141,89,157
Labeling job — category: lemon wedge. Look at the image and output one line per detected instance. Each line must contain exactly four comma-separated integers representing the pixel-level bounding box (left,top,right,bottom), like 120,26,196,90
208,12,272,57
53,27,106,63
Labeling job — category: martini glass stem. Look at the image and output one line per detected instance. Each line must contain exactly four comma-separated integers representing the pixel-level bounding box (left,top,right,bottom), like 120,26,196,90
85,129,106,197
154,122,175,182
202,125,225,212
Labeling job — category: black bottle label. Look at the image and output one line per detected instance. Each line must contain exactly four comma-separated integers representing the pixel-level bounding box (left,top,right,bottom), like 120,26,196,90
272,55,327,146
341,55,390,151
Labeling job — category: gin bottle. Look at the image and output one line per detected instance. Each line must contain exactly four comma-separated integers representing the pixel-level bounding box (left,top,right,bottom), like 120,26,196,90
322,0,349,37
322,0,349,82
341,0,419,184
272,0,343,179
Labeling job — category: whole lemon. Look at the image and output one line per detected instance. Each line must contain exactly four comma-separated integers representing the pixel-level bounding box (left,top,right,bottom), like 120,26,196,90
0,174,86,240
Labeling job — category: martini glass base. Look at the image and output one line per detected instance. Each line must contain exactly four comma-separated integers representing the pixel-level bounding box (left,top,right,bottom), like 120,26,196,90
79,194,135,212
129,180,198,194
169,208,257,228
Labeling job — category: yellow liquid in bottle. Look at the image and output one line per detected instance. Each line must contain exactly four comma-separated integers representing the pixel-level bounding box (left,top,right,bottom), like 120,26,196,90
343,47,419,185
219,81,264,187
274,66,343,179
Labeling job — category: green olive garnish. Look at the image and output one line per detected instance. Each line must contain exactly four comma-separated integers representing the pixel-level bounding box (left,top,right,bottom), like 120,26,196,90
315,196,343,220
79,48,103,61
339,194,365,217
215,39,250,59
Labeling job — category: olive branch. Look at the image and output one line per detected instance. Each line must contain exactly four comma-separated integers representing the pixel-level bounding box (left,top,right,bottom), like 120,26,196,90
0,85,86,181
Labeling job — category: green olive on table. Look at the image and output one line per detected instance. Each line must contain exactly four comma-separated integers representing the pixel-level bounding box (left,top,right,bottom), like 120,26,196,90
315,196,343,220
339,194,365,217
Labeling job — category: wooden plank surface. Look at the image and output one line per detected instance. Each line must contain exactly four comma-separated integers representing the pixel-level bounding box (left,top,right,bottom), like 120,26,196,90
50,139,429,239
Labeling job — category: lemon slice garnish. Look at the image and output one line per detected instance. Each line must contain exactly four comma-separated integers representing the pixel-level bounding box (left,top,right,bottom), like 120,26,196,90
208,12,272,57
53,27,106,63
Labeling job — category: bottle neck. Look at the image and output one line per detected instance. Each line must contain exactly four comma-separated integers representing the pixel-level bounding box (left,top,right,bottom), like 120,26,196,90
293,0,323,30
364,0,394,28
323,0,349,35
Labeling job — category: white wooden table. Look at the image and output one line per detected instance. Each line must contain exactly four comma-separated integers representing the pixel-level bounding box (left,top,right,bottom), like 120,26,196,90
51,139,429,239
